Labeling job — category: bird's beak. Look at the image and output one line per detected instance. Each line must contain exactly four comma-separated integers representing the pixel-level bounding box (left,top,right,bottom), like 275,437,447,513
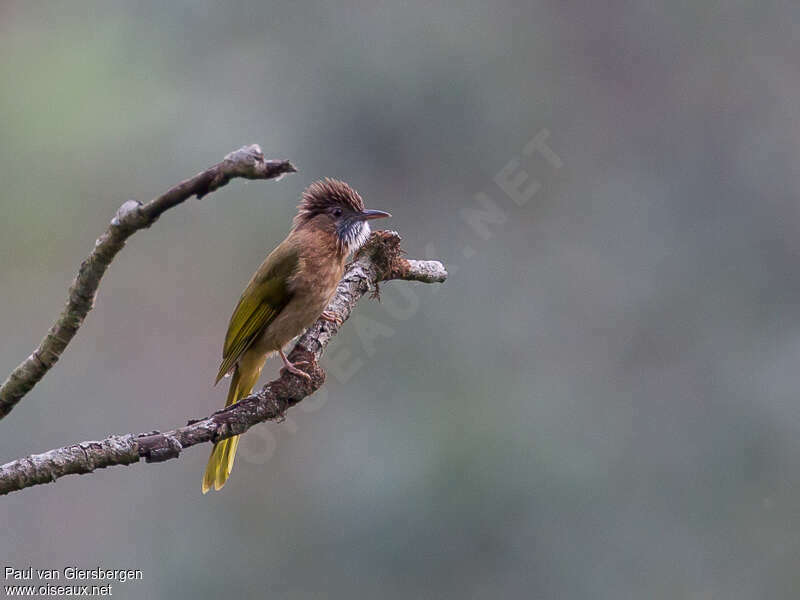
359,209,392,221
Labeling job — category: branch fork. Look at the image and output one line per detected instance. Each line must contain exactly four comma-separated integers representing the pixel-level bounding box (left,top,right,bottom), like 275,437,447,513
0,145,446,495
0,231,445,495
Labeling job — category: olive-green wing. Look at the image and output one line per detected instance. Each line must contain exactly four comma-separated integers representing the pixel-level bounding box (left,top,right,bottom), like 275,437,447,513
215,243,299,384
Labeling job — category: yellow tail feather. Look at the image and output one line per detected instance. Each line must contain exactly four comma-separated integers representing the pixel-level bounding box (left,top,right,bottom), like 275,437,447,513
202,352,266,494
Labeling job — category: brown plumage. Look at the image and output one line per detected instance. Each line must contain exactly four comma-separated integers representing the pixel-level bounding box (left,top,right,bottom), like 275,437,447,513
295,178,366,226
202,179,390,493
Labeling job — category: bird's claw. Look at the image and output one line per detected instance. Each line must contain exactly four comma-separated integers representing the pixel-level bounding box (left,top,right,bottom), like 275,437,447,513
320,310,343,326
279,349,313,381
282,362,312,381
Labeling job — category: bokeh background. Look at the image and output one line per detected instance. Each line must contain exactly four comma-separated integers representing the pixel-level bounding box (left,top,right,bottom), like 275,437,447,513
2,1,800,598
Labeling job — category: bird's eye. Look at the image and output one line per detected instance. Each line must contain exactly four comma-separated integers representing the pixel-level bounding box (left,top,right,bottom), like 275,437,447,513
332,207,343,217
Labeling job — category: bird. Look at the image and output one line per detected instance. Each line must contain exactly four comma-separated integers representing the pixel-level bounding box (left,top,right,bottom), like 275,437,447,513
202,178,391,493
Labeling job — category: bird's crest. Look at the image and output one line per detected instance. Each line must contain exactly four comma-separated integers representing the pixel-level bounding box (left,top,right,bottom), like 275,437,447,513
294,178,365,228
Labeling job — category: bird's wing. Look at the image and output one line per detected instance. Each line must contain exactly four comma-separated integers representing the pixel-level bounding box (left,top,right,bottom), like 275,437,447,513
215,243,299,384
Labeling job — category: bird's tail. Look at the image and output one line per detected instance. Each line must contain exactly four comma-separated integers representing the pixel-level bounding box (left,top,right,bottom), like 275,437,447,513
202,354,265,493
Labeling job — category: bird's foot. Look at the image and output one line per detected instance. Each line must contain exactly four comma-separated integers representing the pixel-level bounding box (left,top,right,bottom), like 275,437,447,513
320,310,343,326
278,350,312,381
282,362,312,381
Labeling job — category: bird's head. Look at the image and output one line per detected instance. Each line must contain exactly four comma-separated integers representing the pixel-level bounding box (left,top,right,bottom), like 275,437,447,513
294,178,391,253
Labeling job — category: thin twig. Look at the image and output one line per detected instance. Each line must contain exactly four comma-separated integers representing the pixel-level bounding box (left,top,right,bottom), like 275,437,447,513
0,145,296,420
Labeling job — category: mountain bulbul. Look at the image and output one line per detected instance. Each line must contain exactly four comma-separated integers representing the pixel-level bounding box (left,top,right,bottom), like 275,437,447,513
202,179,390,493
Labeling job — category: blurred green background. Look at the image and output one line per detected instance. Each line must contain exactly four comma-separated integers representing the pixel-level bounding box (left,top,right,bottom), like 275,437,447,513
3,1,800,598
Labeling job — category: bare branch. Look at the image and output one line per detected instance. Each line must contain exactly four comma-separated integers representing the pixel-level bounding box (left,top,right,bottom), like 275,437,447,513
0,232,446,496
0,145,296,420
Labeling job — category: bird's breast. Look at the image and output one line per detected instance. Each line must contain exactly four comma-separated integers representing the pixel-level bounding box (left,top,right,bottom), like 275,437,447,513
255,255,344,353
